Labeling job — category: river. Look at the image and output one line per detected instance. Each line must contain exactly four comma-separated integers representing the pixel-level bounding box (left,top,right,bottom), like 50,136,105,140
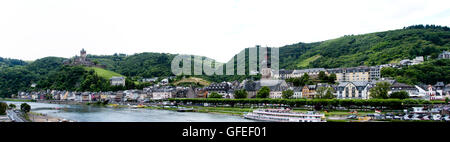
5,101,254,122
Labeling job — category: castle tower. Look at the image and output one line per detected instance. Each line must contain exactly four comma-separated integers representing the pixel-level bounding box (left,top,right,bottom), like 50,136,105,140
80,48,87,61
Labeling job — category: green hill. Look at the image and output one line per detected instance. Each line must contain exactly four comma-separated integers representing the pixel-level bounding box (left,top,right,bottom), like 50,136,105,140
84,67,124,80
277,25,450,69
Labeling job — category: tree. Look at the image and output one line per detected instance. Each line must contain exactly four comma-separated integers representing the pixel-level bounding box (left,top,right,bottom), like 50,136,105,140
328,73,336,84
282,90,294,99
323,89,335,99
0,102,7,115
234,89,248,99
299,73,312,86
318,71,328,83
446,97,449,104
9,104,16,109
315,87,327,98
20,103,31,113
389,91,409,99
256,86,270,98
369,82,391,99
208,92,223,98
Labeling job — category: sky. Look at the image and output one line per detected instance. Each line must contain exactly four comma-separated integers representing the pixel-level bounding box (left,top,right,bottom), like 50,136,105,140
0,0,449,62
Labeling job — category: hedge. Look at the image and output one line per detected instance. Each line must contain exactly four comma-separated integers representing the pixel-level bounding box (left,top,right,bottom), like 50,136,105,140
168,98,446,109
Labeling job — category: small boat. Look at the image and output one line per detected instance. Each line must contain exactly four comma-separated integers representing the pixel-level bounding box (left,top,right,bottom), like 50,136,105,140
177,107,194,112
130,104,145,109
244,109,326,122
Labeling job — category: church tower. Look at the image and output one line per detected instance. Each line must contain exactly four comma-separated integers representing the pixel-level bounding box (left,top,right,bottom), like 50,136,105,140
260,46,272,79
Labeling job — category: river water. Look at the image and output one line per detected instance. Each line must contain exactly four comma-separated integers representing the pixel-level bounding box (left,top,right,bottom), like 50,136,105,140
5,101,253,122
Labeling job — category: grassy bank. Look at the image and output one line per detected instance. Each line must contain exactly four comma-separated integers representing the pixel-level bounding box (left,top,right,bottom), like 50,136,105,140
106,103,253,116
0,98,35,102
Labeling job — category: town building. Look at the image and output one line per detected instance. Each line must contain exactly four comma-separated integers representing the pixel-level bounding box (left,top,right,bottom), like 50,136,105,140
292,87,302,98
327,66,380,82
438,51,450,59
205,82,232,98
152,87,175,100
302,85,317,99
388,82,419,97
110,76,125,86
399,56,424,66
336,81,371,99
242,80,260,98
272,68,327,79
267,80,288,99
141,77,158,83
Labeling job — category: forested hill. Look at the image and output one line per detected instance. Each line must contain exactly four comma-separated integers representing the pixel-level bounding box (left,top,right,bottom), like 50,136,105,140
0,57,28,68
1,24,450,97
277,25,450,69
87,53,217,78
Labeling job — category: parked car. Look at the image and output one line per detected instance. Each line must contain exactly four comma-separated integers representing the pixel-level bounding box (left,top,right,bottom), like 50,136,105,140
385,113,394,119
347,115,358,119
421,115,430,120
442,115,450,121
411,114,421,120
432,114,441,121
403,114,411,120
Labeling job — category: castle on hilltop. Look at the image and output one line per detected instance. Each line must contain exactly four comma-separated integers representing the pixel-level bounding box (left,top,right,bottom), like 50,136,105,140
63,49,106,68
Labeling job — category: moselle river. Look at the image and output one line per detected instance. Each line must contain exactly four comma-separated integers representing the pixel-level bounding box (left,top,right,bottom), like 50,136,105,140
5,101,254,122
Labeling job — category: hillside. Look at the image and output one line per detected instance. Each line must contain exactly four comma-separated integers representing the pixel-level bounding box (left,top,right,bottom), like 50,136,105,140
173,77,211,87
0,57,28,68
277,25,450,69
84,67,124,80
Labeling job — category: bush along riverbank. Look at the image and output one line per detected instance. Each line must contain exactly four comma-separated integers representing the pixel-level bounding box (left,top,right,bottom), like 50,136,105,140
0,98,36,102
169,98,447,111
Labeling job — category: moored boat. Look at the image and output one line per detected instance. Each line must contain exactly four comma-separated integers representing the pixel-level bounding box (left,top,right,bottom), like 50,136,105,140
177,107,194,112
244,109,326,122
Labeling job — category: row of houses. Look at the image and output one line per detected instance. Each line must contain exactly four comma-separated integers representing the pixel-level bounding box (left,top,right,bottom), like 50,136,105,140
273,66,381,82
204,79,450,100
16,86,192,103
16,79,450,102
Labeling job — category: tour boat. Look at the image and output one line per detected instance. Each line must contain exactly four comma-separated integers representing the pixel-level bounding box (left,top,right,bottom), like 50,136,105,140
243,109,326,122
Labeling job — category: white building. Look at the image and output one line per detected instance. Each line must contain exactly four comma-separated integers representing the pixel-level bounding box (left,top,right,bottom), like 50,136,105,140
152,88,175,100
110,76,125,86
336,81,371,99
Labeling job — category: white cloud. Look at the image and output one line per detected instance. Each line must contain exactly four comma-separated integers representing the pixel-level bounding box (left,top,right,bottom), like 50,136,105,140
0,0,449,62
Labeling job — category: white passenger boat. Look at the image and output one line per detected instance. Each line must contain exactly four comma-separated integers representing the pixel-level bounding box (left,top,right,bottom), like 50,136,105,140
244,109,326,122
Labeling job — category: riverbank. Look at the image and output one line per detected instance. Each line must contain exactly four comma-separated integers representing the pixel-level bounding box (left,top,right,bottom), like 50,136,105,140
0,98,35,102
28,112,74,122
3,99,407,122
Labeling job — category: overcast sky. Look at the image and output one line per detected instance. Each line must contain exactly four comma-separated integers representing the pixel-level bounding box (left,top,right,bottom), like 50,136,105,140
0,0,449,62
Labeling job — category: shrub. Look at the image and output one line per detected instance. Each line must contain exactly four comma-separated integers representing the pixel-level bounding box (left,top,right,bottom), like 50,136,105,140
208,92,223,98
20,103,31,113
282,90,294,99
0,102,7,115
256,87,270,98
9,103,16,109
389,91,409,99
233,89,248,99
